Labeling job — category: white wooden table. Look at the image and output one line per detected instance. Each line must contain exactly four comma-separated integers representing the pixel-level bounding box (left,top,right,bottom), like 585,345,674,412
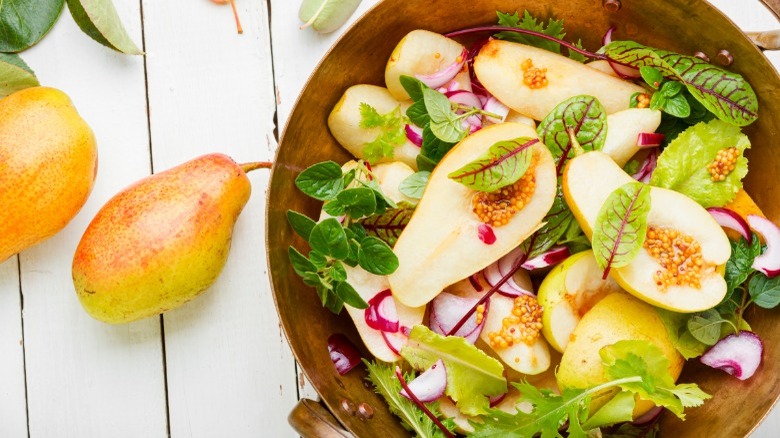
0,1,777,436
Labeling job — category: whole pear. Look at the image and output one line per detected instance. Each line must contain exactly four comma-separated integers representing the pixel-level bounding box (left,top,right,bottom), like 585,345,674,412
0,87,98,261
72,153,265,323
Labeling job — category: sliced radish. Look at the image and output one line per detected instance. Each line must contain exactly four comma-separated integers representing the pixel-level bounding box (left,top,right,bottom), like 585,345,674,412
708,208,752,242
632,406,664,426
494,248,534,296
364,290,399,333
327,333,363,376
632,148,658,183
395,367,455,438
415,48,468,89
430,292,488,343
602,27,641,79
484,262,531,297
468,274,484,292
748,215,780,277
700,331,763,380
522,246,571,270
489,392,507,407
405,124,423,147
382,330,408,355
637,132,665,148
400,359,448,403
483,96,510,124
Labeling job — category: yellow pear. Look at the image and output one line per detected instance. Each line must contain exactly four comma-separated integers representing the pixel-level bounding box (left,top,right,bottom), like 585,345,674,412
0,87,98,261
72,153,265,323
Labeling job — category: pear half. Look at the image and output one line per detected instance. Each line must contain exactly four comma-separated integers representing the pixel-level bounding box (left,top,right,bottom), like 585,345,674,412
563,151,731,312
602,108,662,167
390,123,557,308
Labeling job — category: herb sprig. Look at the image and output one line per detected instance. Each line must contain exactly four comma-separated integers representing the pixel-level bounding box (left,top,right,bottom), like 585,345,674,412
359,103,407,164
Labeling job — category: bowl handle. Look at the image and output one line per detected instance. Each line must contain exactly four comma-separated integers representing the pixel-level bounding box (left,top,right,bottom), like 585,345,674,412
753,0,780,49
288,398,355,438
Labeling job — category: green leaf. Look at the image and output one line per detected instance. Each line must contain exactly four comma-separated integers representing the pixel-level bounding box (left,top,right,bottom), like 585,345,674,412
537,95,607,175
322,199,346,217
309,218,349,259
416,153,438,172
0,0,64,53
591,182,652,277
359,103,406,164
521,191,576,258
336,281,368,309
423,87,465,143
725,235,761,295
601,41,758,126
295,161,344,200
640,66,663,89
420,124,457,164
749,273,780,309
399,171,430,200
329,260,347,282
286,210,316,241
288,246,317,277
400,325,507,416
399,75,428,102
581,390,636,430
298,0,361,34
655,308,709,359
357,236,399,275
660,80,684,97
686,309,727,345
406,100,430,127
358,206,414,247
0,53,39,97
650,119,750,207
66,0,143,54
337,187,377,218
448,137,537,192
495,10,566,54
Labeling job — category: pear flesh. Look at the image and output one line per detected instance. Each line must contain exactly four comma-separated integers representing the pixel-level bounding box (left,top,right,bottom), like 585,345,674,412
73,153,252,324
0,87,97,262
602,108,662,167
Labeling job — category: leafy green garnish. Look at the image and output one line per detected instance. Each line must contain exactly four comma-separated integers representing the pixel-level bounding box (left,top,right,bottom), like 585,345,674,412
359,103,407,164
294,161,345,201
0,53,40,98
686,308,735,346
400,325,507,416
399,171,430,200
655,308,710,360
649,119,750,208
67,0,143,55
601,41,758,126
424,88,466,143
520,190,578,258
591,182,652,278
725,234,762,296
364,360,456,438
448,137,537,192
748,273,780,309
358,205,414,247
495,10,584,62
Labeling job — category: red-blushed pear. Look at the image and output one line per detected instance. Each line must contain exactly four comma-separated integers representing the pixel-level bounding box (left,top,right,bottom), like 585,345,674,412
389,122,557,308
562,151,731,312
73,154,269,324
537,250,624,353
0,87,98,262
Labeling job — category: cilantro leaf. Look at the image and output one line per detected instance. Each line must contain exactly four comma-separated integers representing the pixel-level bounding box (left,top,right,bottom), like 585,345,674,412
359,103,407,164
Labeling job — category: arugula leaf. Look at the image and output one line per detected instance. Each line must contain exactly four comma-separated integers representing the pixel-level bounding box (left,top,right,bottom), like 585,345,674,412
286,210,317,241
581,390,636,431
400,326,507,415
496,11,566,55
655,308,710,359
448,137,537,192
748,273,780,309
359,103,407,163
358,206,414,247
591,182,652,278
295,161,345,200
686,309,729,345
650,120,750,207
399,171,430,200
537,95,607,175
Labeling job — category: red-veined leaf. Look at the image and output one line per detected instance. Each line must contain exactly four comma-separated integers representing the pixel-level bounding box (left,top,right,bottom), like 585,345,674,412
447,137,538,192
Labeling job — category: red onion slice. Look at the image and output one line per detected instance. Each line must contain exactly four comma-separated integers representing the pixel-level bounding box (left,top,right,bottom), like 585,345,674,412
400,359,448,403
747,215,780,277
632,148,658,183
700,331,763,380
602,27,641,79
632,406,664,426
415,48,468,89
405,124,423,147
382,330,408,355
483,96,510,124
707,208,752,242
484,262,531,297
637,132,665,148
468,274,484,292
489,392,507,408
522,246,571,270
496,247,534,295
327,333,362,376
430,292,488,343
365,290,400,332
478,224,496,245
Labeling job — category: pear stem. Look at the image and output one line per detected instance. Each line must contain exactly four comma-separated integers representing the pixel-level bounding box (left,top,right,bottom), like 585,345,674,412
228,0,243,34
240,161,273,173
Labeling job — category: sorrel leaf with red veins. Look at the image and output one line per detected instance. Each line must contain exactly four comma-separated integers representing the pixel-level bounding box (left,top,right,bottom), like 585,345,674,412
591,182,652,279
601,41,758,126
447,137,537,192
537,95,607,176
358,206,414,247
520,188,575,258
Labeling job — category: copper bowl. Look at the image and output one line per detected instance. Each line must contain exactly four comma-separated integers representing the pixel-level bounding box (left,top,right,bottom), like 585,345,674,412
267,0,780,436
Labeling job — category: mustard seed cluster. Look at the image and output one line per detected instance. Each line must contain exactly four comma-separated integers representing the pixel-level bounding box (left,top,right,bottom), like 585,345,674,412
635,93,651,108
521,58,548,89
644,227,704,291
472,163,536,227
475,304,486,325
487,295,543,349
708,147,739,181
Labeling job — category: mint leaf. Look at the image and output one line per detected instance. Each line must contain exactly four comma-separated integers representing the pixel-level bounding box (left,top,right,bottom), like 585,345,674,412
749,273,780,309
309,218,349,259
337,187,377,218
399,171,430,200
421,124,457,164
592,182,652,278
288,246,317,276
287,210,316,241
423,88,465,143
640,66,663,89
295,161,344,200
357,236,399,275
725,234,761,294
416,153,438,172
359,103,406,163
448,137,537,192
407,100,430,127
686,309,728,345
656,308,709,359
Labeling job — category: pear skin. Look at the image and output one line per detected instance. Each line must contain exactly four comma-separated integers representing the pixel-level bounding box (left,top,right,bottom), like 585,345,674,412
72,153,254,323
0,87,98,261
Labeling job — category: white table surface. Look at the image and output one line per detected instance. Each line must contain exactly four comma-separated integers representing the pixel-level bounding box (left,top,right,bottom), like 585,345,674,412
0,0,777,436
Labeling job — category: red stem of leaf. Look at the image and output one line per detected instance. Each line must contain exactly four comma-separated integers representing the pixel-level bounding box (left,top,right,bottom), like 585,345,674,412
602,188,645,280
394,367,455,438
444,26,605,60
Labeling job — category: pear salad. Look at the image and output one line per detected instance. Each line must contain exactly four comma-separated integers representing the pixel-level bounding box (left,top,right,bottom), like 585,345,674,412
286,10,778,437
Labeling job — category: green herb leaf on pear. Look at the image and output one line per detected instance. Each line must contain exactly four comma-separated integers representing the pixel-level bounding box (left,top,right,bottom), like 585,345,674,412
0,0,64,53
725,234,761,295
400,325,507,416
288,246,316,276
591,182,652,279
521,186,575,258
358,206,414,247
357,236,399,275
286,210,317,241
748,273,780,309
336,187,377,218
359,103,407,164
0,53,39,97
66,0,143,54
295,161,345,200
581,390,636,431
424,87,465,143
537,95,607,175
421,124,457,164
298,0,361,34
447,137,538,192
398,171,430,200
309,218,349,259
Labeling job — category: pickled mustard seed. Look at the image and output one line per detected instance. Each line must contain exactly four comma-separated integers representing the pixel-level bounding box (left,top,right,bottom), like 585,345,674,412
644,227,705,291
708,147,740,181
521,58,549,89
487,295,543,349
472,159,536,227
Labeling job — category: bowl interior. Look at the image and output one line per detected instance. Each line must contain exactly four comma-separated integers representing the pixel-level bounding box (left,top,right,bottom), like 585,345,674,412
267,0,780,436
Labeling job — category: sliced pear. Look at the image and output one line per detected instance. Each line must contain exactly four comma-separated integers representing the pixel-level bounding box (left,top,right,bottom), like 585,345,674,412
505,110,536,128
602,109,662,167
537,250,624,353
557,293,684,417
390,123,557,308
328,84,419,169
371,161,417,205
474,40,644,120
385,30,465,101
586,60,619,77
563,151,731,312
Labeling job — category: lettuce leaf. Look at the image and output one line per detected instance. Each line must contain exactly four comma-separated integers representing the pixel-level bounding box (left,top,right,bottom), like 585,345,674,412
400,325,507,416
649,119,750,207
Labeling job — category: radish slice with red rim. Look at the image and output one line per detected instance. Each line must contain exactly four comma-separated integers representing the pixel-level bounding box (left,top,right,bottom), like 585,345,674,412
327,333,363,376
522,246,571,270
707,208,752,242
602,27,641,79
637,132,665,148
400,359,448,403
430,292,488,343
488,392,507,407
405,124,423,147
415,48,468,89
382,330,408,355
748,215,780,277
483,96,510,124
632,406,664,426
365,290,400,332
632,148,658,183
700,331,763,380
484,262,530,297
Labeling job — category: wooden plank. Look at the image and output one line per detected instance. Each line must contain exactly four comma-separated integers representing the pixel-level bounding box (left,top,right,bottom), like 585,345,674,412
17,2,168,437
0,256,27,438
141,1,297,436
